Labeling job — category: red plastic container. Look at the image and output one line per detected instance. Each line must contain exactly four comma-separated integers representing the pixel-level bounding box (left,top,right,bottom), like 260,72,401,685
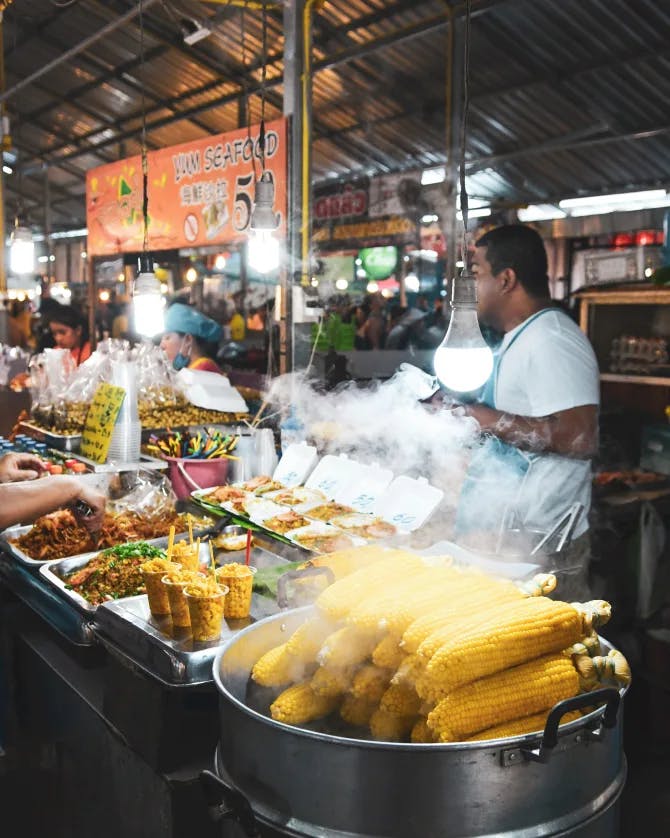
165,456,230,500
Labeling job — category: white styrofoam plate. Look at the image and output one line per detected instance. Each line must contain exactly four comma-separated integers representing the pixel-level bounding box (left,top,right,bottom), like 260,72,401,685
273,442,319,488
374,475,444,533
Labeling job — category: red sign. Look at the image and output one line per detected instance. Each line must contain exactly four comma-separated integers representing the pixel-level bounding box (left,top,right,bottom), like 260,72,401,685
314,183,367,221
86,119,287,256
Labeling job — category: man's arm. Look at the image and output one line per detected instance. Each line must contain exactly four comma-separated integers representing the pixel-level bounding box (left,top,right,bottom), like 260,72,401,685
0,477,106,531
462,403,598,459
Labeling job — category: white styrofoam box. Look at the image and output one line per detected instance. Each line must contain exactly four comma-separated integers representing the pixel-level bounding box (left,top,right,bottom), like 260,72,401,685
273,442,318,488
264,486,326,508
304,454,357,500
175,368,249,413
420,540,540,581
374,475,444,533
336,462,394,513
244,498,285,524
286,521,367,554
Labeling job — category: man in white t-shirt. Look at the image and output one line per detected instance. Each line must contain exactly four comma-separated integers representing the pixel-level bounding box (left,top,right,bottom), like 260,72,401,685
457,225,599,599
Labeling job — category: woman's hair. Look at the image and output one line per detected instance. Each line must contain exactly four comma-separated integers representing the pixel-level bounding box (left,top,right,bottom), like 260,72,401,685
47,303,89,344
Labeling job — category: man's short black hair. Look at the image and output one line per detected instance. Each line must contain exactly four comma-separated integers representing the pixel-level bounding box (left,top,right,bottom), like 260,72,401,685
475,224,550,297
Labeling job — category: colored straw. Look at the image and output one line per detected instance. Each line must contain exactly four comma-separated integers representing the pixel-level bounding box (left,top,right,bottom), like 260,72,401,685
245,529,252,566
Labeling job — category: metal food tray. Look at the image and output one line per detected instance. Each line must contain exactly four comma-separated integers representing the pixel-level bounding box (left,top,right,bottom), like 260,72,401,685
2,525,195,569
19,420,82,451
90,533,304,685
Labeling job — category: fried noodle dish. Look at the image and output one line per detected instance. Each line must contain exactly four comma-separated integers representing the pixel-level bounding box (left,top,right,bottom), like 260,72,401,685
65,542,166,605
11,508,195,562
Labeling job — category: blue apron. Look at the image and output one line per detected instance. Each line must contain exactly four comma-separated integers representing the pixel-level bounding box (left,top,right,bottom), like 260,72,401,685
454,309,553,536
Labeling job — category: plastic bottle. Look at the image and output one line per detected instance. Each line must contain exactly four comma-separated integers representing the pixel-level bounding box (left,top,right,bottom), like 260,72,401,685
280,407,305,455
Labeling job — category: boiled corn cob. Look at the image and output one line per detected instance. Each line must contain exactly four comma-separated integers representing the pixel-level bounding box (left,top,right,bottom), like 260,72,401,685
285,617,335,663
391,653,425,685
252,642,304,687
411,717,436,744
300,544,395,581
418,597,583,701
466,709,582,741
315,553,424,621
369,708,416,742
340,694,377,728
350,664,393,704
372,634,406,669
317,626,378,668
311,665,356,698
270,681,339,725
380,683,422,717
426,653,580,743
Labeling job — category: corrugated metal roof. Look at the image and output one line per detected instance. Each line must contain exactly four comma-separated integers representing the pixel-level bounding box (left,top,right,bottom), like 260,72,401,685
4,0,670,231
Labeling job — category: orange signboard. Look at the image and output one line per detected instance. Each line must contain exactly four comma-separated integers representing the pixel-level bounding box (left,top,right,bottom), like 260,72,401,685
86,118,287,256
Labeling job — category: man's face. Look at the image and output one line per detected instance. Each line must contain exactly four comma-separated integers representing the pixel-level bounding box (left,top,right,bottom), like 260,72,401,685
471,245,503,329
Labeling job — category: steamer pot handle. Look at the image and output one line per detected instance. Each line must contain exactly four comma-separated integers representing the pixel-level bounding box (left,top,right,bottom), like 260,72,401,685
277,565,336,608
199,770,260,836
523,687,620,762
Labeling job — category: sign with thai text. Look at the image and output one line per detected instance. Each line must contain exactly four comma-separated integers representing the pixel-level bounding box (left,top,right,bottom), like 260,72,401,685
86,119,287,256
80,383,127,463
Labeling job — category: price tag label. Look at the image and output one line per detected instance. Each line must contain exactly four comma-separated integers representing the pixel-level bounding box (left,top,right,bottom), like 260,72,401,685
80,383,126,463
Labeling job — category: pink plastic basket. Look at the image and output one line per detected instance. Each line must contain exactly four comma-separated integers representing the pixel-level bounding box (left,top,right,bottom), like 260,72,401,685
165,456,230,500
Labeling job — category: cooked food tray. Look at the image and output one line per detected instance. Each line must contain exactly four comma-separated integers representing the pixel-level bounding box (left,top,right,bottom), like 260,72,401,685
18,421,82,451
93,592,279,685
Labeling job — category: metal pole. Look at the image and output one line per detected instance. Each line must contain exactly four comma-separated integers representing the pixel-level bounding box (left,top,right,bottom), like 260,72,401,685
283,0,312,373
444,11,463,285
0,11,5,297
0,0,161,105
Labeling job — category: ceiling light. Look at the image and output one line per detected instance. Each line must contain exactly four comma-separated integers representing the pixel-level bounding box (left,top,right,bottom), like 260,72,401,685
214,253,227,270
366,281,379,293
335,278,349,291
133,254,165,338
518,204,567,222
185,266,198,282
421,167,445,186
456,207,491,220
248,172,280,274
2,165,12,175
559,189,666,209
421,213,439,224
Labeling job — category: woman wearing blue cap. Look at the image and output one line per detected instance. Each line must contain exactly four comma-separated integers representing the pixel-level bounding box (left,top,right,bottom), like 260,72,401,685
160,303,224,374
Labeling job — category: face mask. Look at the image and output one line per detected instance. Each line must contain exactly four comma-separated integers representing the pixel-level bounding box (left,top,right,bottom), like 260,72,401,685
172,336,190,371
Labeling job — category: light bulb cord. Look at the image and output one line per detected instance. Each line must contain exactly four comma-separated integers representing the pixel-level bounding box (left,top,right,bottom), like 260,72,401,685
458,0,472,266
139,0,149,255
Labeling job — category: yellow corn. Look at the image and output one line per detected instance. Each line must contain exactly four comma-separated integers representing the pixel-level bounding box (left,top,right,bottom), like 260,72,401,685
350,664,393,704
380,683,422,717
285,617,335,663
301,544,395,580
340,694,377,728
372,634,405,669
311,665,355,698
317,626,378,669
369,708,416,742
419,597,583,701
252,642,304,687
466,709,582,741
391,653,425,685
411,717,436,743
315,553,425,621
426,653,579,743
270,681,339,726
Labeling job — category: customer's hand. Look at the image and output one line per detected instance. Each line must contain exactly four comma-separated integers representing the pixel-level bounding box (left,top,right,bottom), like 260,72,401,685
0,452,47,483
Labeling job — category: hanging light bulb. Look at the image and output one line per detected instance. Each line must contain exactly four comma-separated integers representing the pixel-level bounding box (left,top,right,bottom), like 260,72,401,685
248,171,280,274
133,254,165,337
434,268,493,392
9,224,34,274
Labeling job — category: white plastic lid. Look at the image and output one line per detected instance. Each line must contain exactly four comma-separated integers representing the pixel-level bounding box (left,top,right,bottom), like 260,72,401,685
304,454,356,500
273,442,319,488
336,462,394,512
374,475,444,533
175,368,248,413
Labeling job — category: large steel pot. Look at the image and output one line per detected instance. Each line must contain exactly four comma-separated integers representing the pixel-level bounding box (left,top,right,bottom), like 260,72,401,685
208,607,627,838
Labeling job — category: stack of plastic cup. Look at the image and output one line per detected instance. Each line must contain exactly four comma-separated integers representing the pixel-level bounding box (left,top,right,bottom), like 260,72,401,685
107,361,141,463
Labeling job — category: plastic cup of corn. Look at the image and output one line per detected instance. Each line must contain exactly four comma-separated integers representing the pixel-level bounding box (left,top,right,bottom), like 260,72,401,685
169,540,200,573
161,569,204,628
215,563,256,619
184,578,229,642
140,558,181,617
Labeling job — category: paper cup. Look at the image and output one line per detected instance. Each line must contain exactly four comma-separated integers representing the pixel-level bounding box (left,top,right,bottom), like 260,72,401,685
215,564,256,619
185,585,229,642
140,560,180,617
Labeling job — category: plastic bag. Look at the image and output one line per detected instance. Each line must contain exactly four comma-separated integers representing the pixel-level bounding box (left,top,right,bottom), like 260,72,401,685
637,501,666,619
106,469,178,519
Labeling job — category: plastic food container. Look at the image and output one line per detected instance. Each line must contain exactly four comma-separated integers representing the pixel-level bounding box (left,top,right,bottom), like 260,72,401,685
162,570,204,627
169,541,201,573
215,563,256,619
185,583,229,641
140,559,180,617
